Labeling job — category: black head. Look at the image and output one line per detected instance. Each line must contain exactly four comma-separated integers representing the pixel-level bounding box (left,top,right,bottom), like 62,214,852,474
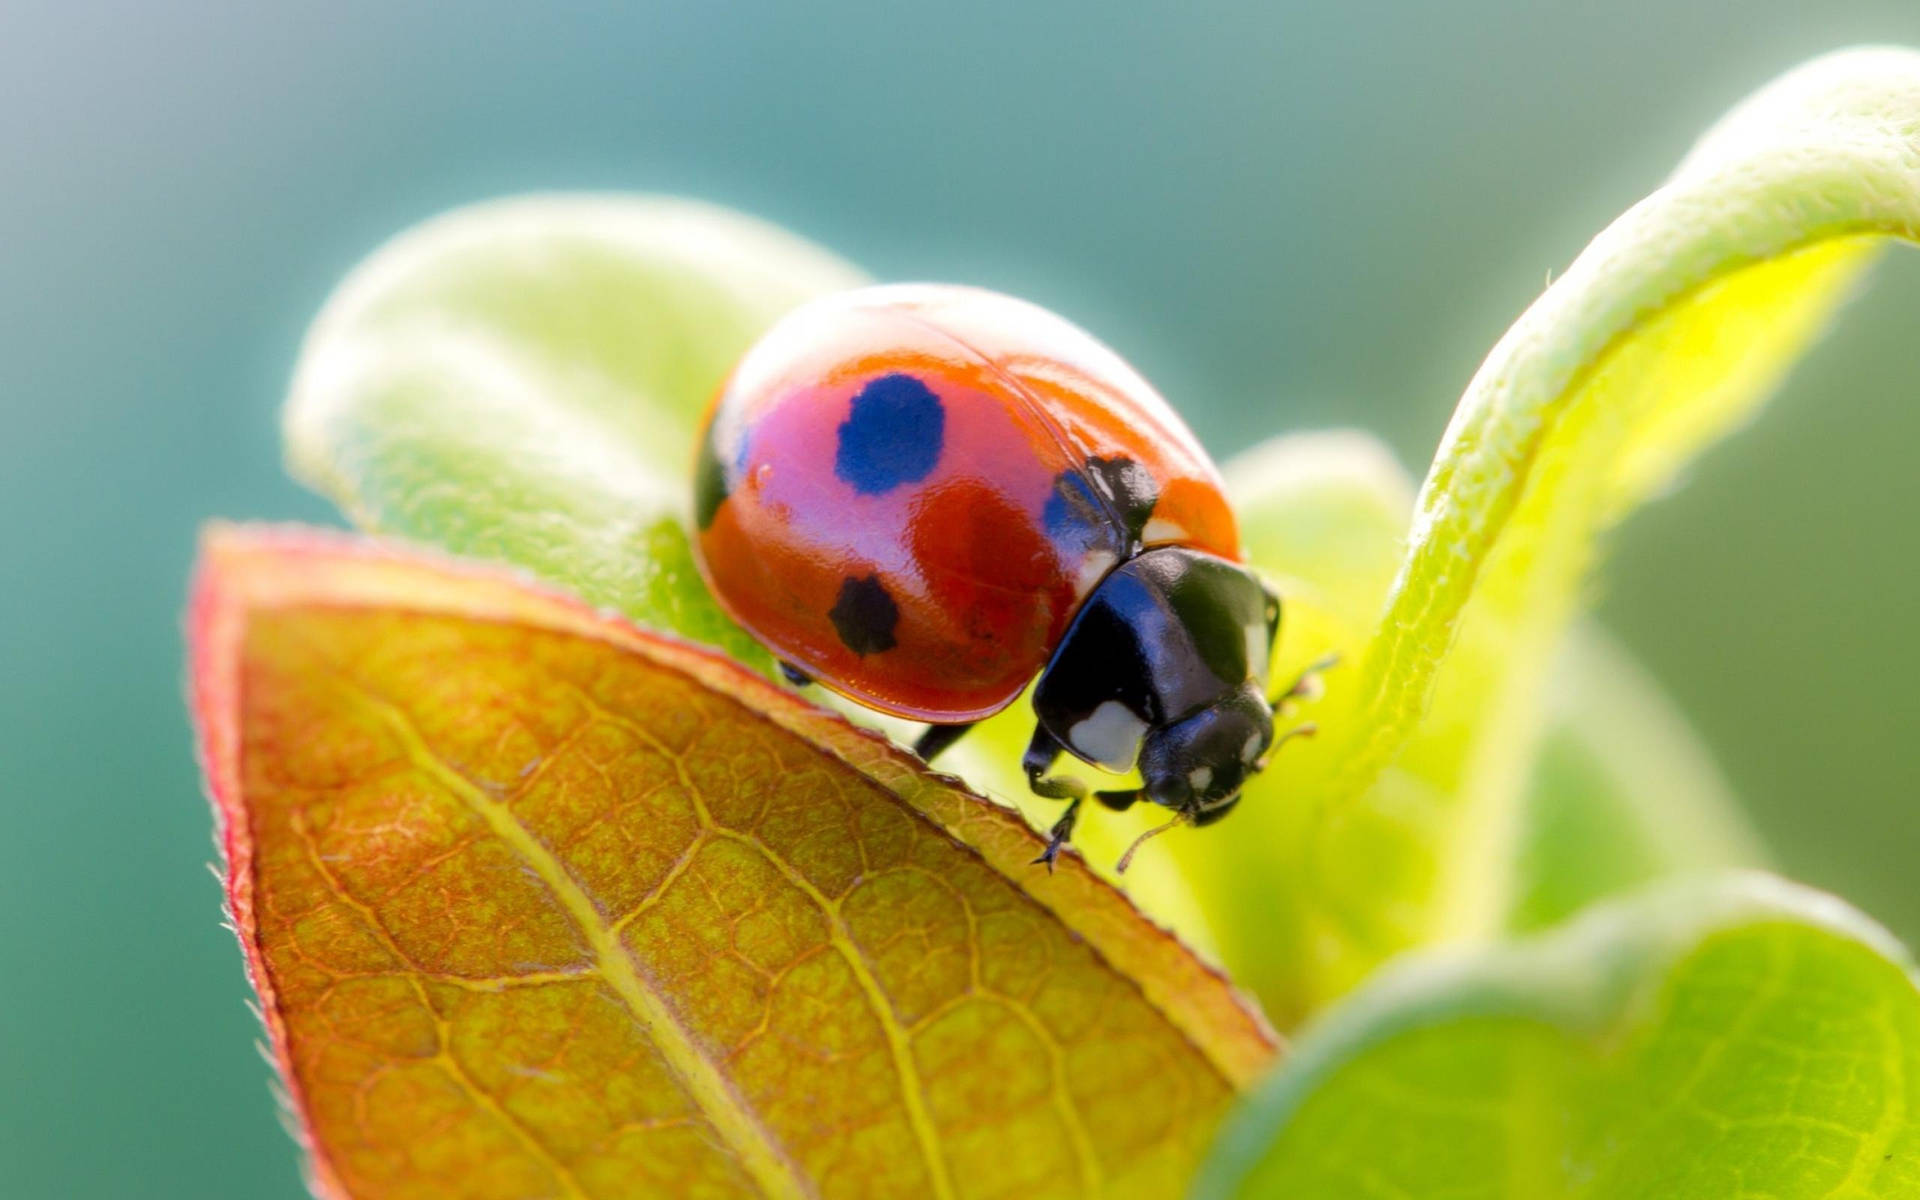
1137,684,1273,821
1032,547,1280,820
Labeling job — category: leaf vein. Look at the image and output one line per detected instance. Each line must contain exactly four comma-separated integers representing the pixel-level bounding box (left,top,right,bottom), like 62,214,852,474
575,687,961,1200
289,811,592,1198
322,666,811,1200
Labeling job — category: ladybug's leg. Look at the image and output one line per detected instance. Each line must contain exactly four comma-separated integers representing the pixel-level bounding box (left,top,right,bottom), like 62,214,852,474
1033,799,1082,873
1023,726,1092,871
912,721,976,763
1021,726,1088,801
778,661,814,688
1259,654,1337,769
1253,723,1319,773
1093,788,1143,812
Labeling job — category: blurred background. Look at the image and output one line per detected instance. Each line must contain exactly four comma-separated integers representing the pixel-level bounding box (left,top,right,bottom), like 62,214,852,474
5,1,1919,1193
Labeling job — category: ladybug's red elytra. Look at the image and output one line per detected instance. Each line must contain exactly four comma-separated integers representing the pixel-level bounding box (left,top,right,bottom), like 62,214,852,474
691,283,1321,867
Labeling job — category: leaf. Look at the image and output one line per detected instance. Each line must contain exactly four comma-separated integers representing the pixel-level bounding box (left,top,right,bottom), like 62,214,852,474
188,525,1274,1199
921,432,1422,953
283,194,868,666
1050,432,1429,965
1093,433,1760,1012
1196,872,1920,1199
1167,432,1427,977
1505,628,1766,934
1226,46,1920,1022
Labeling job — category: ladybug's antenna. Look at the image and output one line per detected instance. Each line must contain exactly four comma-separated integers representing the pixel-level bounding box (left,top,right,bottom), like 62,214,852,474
1115,811,1190,874
1270,652,1341,713
1254,723,1317,773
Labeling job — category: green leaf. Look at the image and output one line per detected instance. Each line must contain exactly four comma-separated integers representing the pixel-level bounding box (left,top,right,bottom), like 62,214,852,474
1125,431,1425,964
1203,45,1920,1024
284,193,868,665
1135,433,1762,1003
1506,628,1767,934
1196,872,1920,1199
935,429,1762,985
937,431,1423,956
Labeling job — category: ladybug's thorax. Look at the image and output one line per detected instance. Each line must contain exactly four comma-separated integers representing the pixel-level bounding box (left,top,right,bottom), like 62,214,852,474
1032,547,1281,810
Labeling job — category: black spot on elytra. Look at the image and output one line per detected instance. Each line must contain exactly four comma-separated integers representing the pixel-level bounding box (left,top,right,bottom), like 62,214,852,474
692,424,730,530
834,373,945,494
1042,456,1159,551
829,573,899,655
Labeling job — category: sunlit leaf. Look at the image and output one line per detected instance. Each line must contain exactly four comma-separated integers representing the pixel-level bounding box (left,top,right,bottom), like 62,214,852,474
1505,628,1766,934
1115,433,1760,1009
283,194,868,666
1196,872,1920,1199
188,525,1274,1199
1234,45,1920,1022
938,432,1425,953
1160,432,1422,977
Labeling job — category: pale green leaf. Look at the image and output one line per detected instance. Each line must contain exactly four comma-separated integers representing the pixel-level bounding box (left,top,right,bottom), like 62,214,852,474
1218,46,1920,1024
1196,872,1920,1199
1507,628,1767,933
283,193,867,664
1143,433,1762,1005
929,431,1418,957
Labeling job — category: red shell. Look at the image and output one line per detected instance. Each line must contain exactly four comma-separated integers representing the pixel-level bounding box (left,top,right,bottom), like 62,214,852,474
691,284,1239,722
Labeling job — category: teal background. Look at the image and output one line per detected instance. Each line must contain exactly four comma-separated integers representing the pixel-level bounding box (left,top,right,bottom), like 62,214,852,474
5,2,1919,1194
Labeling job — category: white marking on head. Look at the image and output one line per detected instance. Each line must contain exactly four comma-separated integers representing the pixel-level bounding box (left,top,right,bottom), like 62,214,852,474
1197,790,1237,812
1244,624,1269,679
1068,701,1147,772
1073,549,1119,598
1242,731,1264,765
1142,516,1188,544
1187,765,1213,794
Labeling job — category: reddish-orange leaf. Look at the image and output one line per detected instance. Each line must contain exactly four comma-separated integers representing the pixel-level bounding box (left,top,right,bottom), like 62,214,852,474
188,524,1277,1199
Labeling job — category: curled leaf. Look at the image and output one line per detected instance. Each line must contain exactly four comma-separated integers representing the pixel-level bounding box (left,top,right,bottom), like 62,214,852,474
1237,46,1920,1021
1506,628,1766,933
1197,872,1920,1199
1130,432,1761,1021
188,525,1273,1199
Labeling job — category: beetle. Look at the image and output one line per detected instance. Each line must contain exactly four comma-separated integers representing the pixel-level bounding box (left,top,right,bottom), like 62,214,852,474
690,283,1324,868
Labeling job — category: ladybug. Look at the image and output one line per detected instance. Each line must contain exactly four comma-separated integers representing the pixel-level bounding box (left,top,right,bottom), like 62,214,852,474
691,284,1322,867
